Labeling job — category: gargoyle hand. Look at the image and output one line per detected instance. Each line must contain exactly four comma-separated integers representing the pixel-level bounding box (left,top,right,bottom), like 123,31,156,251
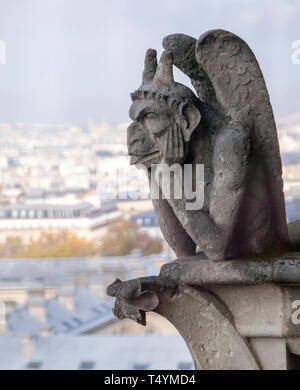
106,278,159,326
162,124,184,166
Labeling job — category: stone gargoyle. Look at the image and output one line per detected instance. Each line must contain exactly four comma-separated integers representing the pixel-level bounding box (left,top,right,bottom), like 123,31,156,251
107,278,159,325
108,30,299,328
127,29,291,262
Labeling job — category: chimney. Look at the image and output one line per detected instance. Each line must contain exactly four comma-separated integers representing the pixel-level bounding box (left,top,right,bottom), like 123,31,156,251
28,288,45,300
27,300,47,323
21,335,36,360
0,301,6,335
89,281,106,298
76,274,88,286
40,325,52,336
57,281,75,312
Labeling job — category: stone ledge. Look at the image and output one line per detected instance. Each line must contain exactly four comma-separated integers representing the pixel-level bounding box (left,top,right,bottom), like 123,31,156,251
159,253,300,286
107,253,300,369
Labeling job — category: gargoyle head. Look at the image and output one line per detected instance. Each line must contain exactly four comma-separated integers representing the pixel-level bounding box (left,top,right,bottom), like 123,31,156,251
128,49,201,168
106,278,159,326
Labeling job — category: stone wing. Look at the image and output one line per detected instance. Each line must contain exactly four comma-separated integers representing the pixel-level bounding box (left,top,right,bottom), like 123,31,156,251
163,29,288,245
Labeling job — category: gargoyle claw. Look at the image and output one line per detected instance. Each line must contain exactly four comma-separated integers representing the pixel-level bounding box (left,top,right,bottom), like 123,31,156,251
106,278,159,326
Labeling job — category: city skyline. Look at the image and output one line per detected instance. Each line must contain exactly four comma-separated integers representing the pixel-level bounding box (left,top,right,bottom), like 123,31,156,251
0,0,299,125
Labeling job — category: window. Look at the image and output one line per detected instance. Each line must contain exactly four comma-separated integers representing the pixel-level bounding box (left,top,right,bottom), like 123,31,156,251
79,361,95,370
20,210,27,218
144,218,151,225
37,210,44,218
177,362,193,370
11,210,19,218
62,321,72,329
133,363,149,370
27,361,42,370
28,210,36,218
72,316,82,324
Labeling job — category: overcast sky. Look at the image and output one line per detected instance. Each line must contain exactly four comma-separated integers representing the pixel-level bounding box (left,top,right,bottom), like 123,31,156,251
0,0,299,126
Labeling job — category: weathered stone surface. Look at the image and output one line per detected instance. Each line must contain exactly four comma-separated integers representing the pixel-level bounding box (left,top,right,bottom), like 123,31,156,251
107,253,300,369
249,338,288,370
107,278,159,325
127,29,291,262
108,277,260,369
107,255,300,333
159,254,300,285
154,285,260,370
108,29,300,370
288,220,300,250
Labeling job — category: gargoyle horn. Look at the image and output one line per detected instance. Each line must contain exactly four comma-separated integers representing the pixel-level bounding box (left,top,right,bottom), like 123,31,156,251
142,49,157,83
153,50,174,87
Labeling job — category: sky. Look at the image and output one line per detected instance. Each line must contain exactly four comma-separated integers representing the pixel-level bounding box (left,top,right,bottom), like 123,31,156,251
0,0,299,126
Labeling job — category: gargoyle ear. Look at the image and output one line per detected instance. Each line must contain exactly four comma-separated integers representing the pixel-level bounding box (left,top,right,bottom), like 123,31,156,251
181,103,201,142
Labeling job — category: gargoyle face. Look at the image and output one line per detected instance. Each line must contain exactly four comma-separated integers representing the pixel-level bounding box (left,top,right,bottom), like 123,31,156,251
128,99,172,168
128,49,202,168
128,97,201,167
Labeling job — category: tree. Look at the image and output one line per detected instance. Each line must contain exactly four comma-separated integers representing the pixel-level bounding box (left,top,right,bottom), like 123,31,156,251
0,231,98,258
0,222,164,258
0,236,23,258
100,219,163,256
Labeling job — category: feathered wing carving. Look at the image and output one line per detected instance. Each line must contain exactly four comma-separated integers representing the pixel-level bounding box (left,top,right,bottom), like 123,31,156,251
162,33,217,106
163,29,288,246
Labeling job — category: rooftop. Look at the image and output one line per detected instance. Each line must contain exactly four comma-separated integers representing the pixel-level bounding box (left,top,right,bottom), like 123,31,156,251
0,335,193,370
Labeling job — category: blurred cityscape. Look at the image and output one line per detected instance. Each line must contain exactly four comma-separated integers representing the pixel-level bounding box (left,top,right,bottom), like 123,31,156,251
0,119,192,369
0,107,299,370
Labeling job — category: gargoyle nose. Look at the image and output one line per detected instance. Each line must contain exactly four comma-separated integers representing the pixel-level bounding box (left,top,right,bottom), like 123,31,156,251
127,122,137,133
128,122,146,142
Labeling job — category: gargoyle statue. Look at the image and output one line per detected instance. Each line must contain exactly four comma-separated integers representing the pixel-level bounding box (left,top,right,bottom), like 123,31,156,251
127,29,290,262
107,278,159,325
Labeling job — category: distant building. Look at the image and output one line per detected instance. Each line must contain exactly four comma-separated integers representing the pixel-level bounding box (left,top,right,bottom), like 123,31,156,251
0,200,121,242
286,197,300,223
131,209,162,239
0,255,169,336
0,335,193,370
8,286,116,337
116,199,153,219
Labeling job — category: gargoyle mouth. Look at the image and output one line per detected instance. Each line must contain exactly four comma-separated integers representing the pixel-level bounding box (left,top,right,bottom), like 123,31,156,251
130,150,161,165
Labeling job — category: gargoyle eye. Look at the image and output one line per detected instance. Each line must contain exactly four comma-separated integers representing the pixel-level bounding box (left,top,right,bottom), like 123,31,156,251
143,112,159,128
144,113,157,119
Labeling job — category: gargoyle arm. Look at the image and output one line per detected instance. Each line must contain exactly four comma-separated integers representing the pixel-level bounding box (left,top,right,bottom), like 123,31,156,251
147,170,197,257
166,124,251,261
